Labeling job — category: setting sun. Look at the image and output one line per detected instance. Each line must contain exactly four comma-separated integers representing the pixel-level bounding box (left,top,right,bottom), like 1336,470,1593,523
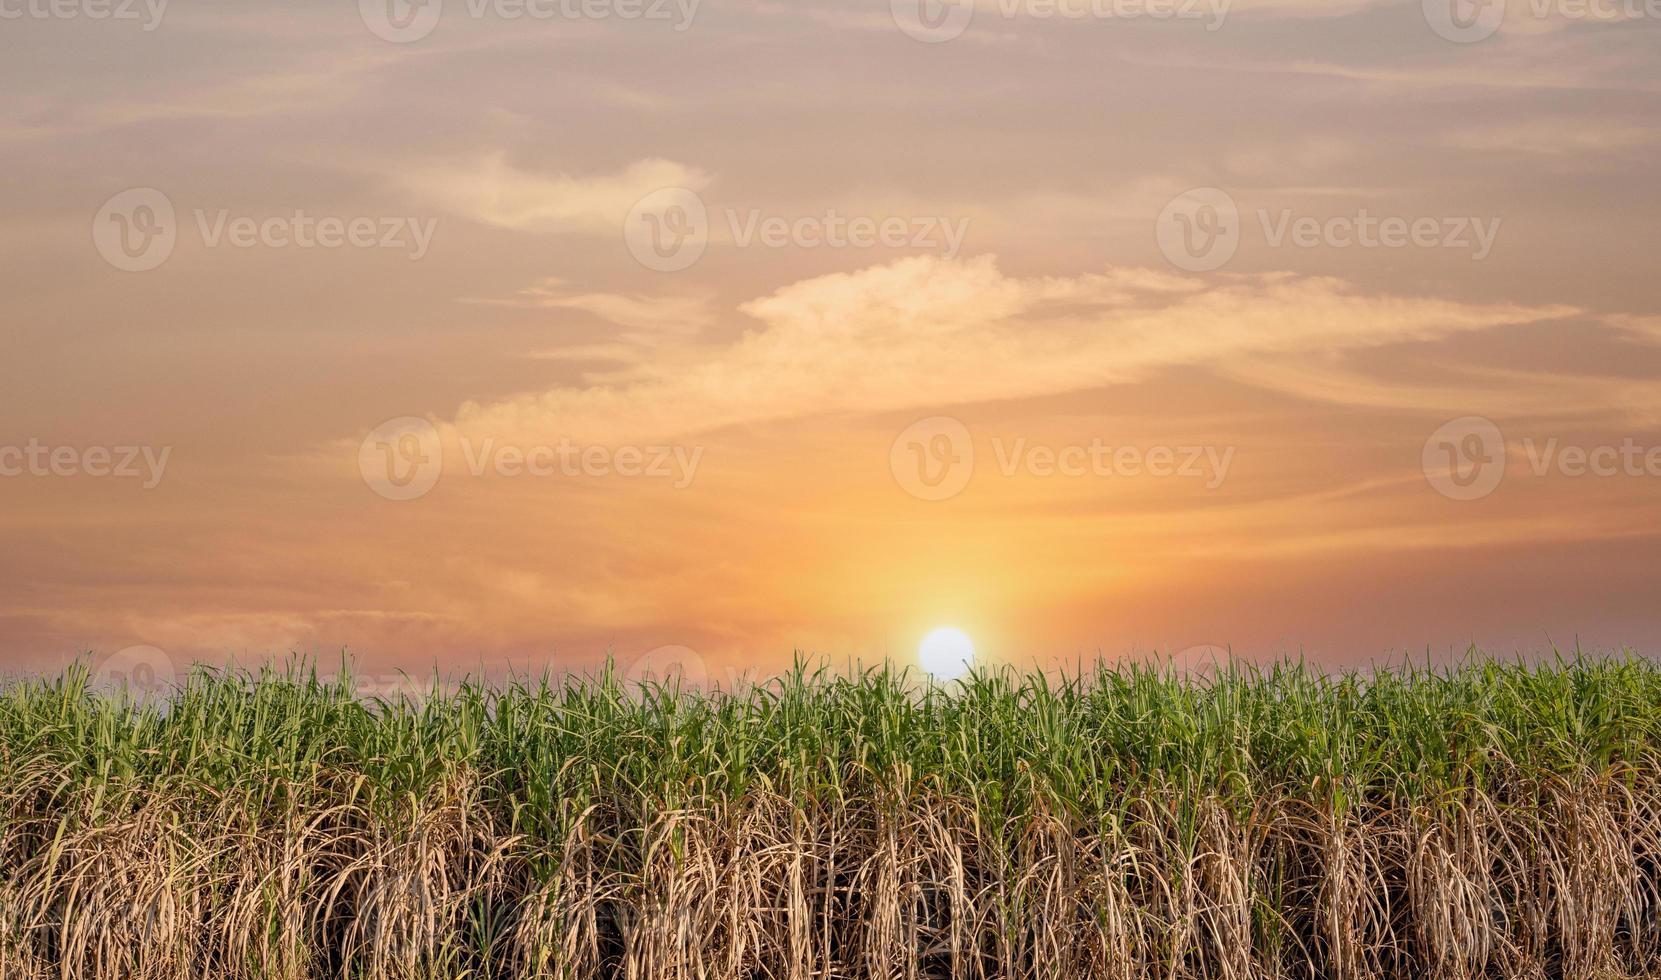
918,627,975,680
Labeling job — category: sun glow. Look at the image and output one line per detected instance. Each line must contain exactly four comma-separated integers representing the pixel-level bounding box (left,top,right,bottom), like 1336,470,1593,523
918,626,975,681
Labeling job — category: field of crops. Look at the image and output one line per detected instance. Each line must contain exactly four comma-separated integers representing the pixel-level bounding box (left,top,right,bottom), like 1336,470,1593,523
2,655,1660,979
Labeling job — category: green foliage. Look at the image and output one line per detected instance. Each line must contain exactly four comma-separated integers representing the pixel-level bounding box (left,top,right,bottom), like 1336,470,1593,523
5,651,1657,835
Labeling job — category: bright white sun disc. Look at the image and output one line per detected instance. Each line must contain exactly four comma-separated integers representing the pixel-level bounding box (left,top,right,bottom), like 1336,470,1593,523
918,627,975,680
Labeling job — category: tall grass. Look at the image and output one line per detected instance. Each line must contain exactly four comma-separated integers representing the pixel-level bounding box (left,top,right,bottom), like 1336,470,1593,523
3,653,1660,978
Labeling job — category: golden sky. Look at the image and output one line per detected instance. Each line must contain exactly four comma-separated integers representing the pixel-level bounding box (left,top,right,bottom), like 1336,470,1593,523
2,0,1659,680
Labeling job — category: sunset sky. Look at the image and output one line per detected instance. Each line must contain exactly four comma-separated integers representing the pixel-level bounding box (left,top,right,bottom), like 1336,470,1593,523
2,0,1659,682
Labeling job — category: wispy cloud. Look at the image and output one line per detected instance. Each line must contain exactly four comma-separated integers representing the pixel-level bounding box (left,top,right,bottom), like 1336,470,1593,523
399,155,712,233
439,255,1576,446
